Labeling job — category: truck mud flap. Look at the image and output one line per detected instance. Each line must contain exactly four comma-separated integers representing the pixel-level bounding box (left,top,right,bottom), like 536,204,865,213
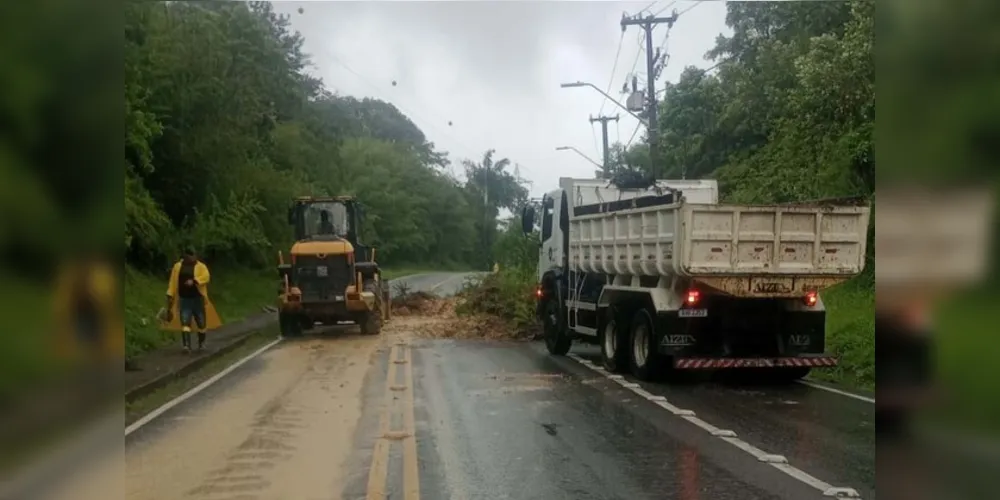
673,356,838,369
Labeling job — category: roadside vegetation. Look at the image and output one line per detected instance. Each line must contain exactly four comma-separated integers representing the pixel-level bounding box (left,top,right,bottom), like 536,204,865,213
123,1,527,359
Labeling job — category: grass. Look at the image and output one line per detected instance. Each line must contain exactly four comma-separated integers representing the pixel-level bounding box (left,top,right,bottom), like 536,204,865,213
930,288,1000,434
813,281,875,390
818,278,1000,435
125,327,279,426
125,265,275,359
0,274,58,398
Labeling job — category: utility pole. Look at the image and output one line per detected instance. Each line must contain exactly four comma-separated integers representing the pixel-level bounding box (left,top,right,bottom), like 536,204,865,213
589,114,619,178
621,11,677,178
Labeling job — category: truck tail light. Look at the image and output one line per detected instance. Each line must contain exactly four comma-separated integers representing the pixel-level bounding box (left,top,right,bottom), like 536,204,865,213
804,291,818,307
535,284,544,299
686,289,700,306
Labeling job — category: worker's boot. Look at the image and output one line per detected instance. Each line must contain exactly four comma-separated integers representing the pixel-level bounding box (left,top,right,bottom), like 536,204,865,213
197,332,206,351
181,328,192,353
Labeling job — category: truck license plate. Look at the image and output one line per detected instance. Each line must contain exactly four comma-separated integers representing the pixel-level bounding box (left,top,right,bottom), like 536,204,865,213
316,266,328,277
679,309,708,318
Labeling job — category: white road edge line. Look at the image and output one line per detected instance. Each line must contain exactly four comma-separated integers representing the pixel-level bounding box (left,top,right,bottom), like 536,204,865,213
125,337,283,437
566,353,863,499
429,272,477,293
428,276,456,292
797,379,875,404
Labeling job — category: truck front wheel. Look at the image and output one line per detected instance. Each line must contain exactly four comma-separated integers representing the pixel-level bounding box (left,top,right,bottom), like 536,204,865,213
543,289,572,356
628,308,660,381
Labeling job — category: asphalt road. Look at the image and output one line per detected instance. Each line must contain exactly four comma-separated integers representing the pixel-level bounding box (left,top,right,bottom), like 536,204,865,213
387,272,478,297
67,270,874,500
344,341,873,500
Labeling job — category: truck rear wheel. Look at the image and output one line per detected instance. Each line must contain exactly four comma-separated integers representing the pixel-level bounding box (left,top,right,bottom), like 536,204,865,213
628,308,660,381
600,308,629,373
543,288,572,356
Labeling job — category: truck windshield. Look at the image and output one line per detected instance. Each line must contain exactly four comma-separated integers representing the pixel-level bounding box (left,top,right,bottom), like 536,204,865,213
303,201,350,238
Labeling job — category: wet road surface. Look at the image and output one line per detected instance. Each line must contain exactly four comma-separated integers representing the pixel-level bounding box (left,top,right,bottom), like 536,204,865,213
47,270,873,500
120,272,477,500
345,339,873,500
388,272,480,298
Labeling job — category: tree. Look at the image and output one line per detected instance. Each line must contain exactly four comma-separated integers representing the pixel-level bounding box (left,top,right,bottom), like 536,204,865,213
123,1,512,272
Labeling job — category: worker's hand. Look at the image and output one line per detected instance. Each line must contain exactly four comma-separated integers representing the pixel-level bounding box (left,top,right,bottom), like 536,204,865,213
164,310,173,322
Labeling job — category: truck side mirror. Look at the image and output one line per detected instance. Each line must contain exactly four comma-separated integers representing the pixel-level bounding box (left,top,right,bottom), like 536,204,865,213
521,206,535,234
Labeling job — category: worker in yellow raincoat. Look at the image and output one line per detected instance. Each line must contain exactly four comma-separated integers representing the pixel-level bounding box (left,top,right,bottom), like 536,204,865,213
52,255,123,365
162,248,222,352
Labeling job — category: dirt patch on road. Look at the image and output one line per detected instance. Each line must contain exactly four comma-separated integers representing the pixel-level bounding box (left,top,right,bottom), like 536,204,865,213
390,292,538,341
125,331,380,500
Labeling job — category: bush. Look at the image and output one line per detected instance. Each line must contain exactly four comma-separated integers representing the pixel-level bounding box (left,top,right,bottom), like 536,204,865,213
457,268,538,336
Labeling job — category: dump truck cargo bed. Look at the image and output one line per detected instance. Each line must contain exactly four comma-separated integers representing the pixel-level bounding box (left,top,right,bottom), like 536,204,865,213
569,196,870,297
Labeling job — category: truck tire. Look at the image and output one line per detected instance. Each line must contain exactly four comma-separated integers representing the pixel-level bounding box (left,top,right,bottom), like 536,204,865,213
279,312,303,338
543,287,572,356
600,308,629,373
628,308,660,381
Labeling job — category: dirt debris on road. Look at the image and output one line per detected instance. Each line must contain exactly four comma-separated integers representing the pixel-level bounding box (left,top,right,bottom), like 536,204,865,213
390,292,538,341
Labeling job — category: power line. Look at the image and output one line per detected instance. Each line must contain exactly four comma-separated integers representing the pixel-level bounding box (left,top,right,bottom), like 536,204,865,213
625,30,645,87
624,120,643,149
639,1,660,14
591,122,601,156
651,1,677,17
598,31,626,116
677,0,705,17
698,57,732,74
317,46,481,161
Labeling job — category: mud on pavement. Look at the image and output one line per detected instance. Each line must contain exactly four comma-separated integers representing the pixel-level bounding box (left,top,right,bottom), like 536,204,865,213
125,332,381,500
390,291,539,341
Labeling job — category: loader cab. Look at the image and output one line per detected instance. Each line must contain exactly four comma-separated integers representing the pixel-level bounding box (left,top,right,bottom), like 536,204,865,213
288,197,360,244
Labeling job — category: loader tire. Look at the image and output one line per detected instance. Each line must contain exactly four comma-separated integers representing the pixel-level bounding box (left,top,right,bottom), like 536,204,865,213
359,312,382,335
279,313,303,338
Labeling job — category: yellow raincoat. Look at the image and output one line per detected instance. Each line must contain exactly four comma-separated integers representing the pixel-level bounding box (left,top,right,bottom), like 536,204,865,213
162,260,222,332
52,260,123,363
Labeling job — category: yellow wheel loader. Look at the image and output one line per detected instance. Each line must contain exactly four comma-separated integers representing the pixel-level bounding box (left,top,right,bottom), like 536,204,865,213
276,196,388,337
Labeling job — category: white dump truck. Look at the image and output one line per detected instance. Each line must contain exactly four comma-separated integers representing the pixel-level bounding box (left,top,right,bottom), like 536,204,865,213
520,177,871,382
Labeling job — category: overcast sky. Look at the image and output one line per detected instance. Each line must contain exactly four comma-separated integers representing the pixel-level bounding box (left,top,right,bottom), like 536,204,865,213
275,1,731,198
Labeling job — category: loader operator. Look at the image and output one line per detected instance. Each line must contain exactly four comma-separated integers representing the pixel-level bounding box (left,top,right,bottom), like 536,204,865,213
164,248,222,352
318,210,335,235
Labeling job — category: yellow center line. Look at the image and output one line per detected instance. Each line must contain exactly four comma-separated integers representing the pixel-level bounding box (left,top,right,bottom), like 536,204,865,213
366,345,398,500
402,346,420,500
